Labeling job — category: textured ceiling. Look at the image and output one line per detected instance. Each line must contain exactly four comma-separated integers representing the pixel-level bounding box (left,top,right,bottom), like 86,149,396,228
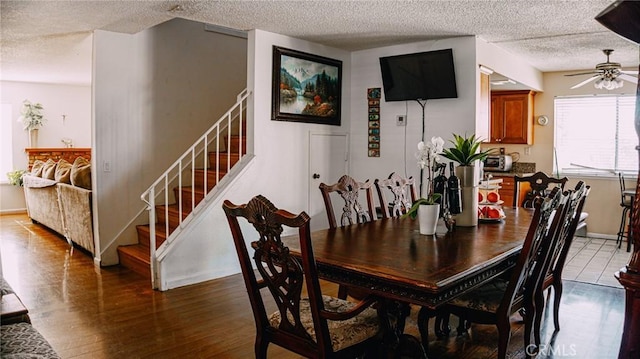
1,0,639,85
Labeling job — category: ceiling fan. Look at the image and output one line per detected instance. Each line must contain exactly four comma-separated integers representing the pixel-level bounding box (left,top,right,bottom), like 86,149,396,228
566,49,638,90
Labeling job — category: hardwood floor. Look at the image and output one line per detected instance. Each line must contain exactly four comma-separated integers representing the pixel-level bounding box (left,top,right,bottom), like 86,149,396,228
0,213,626,358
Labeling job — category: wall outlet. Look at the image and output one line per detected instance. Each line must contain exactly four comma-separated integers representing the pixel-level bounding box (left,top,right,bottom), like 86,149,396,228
396,115,406,126
524,146,531,155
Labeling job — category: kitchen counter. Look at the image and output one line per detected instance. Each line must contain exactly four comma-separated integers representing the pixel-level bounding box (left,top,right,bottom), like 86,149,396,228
484,162,536,177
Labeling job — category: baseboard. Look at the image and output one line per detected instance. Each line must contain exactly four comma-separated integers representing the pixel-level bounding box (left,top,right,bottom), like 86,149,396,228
583,232,617,240
0,209,27,215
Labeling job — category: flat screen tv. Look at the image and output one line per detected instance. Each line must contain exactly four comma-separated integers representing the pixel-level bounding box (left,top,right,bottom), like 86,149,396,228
379,49,458,102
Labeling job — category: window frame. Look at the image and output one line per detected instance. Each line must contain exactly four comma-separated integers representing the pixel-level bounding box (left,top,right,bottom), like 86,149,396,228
553,94,638,179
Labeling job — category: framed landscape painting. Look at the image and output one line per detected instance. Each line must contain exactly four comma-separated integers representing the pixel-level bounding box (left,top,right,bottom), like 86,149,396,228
271,46,342,126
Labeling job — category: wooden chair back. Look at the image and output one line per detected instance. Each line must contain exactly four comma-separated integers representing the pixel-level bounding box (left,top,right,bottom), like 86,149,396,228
500,187,565,315
441,187,567,359
223,195,381,358
319,175,376,229
533,181,590,343
374,172,418,219
493,187,567,358
514,171,568,208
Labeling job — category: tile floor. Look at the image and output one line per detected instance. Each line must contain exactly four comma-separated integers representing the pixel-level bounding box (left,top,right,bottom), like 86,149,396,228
563,236,633,288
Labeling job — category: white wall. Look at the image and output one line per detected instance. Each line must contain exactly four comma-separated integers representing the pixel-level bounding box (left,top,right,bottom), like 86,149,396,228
349,37,478,186
93,18,247,265
0,81,91,212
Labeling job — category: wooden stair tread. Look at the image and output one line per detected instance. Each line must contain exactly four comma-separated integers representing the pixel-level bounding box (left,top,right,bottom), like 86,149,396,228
117,244,150,261
156,204,189,218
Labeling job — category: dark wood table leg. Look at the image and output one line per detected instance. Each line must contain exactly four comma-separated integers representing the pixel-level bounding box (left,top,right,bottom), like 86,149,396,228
377,299,427,359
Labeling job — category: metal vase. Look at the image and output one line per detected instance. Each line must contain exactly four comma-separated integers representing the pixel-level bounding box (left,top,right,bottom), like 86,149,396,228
455,165,479,227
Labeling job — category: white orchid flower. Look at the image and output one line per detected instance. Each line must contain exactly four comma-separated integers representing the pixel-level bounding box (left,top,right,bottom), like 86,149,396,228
430,136,444,154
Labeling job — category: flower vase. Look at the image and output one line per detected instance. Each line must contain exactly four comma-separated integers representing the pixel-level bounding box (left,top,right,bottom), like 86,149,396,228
29,129,38,148
455,165,479,227
418,204,440,235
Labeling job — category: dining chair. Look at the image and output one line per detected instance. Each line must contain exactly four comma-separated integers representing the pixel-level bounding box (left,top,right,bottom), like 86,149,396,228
319,175,377,300
319,175,377,229
419,187,566,359
514,171,588,236
513,171,568,208
223,195,383,358
374,172,418,219
532,181,589,348
617,172,634,252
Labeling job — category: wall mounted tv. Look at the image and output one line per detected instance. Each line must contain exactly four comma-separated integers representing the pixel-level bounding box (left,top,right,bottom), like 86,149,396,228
379,49,458,102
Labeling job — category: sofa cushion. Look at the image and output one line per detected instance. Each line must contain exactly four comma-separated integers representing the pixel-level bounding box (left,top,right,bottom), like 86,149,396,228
70,157,91,190
41,159,57,180
30,160,45,177
54,159,72,184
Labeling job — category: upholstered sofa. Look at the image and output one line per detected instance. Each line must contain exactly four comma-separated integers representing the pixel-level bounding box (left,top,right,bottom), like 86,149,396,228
22,157,94,254
1,277,60,358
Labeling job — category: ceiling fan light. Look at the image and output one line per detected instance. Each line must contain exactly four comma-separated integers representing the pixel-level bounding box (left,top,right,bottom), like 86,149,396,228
594,78,604,89
614,78,624,88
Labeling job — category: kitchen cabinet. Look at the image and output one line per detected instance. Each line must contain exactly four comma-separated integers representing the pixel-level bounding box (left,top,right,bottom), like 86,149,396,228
491,175,531,207
490,90,535,144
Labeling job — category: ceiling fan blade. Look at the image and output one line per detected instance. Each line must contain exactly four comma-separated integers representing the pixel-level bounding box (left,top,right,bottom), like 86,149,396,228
570,75,599,89
619,73,638,84
565,71,600,77
620,70,639,75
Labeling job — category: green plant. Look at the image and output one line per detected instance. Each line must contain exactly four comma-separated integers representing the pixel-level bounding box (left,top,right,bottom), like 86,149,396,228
6,169,26,186
18,100,46,131
401,195,442,219
441,133,492,166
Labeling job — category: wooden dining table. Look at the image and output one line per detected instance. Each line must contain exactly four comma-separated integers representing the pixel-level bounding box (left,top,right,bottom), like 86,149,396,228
281,206,534,310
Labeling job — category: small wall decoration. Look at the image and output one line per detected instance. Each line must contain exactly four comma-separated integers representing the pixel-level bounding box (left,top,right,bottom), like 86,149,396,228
271,46,342,126
367,88,381,157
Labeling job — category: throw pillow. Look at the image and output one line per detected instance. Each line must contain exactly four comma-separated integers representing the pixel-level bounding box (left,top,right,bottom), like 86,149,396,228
70,157,91,189
54,159,72,184
41,159,57,180
31,160,45,177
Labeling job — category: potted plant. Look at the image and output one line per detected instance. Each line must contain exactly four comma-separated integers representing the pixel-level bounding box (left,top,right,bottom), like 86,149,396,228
18,100,46,147
441,133,492,226
401,136,444,235
441,133,492,167
6,169,26,187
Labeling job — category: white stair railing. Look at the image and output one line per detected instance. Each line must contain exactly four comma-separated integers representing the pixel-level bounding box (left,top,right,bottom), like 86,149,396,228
141,89,249,288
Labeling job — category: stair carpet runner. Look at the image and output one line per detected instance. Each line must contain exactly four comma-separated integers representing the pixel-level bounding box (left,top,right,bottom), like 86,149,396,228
117,134,246,278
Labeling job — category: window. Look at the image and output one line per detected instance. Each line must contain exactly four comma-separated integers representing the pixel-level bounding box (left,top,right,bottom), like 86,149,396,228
554,95,637,177
1,104,14,182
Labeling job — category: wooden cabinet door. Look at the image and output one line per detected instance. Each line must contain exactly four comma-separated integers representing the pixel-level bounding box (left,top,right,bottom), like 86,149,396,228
490,90,535,144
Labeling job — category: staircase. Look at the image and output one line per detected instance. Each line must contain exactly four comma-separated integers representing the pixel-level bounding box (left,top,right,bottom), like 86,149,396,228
117,90,249,283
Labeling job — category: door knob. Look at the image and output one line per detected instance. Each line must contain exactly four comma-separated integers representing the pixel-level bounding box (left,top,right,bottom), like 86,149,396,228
313,173,320,179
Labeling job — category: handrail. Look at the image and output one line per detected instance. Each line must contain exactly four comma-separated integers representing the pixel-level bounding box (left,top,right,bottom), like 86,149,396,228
141,89,249,288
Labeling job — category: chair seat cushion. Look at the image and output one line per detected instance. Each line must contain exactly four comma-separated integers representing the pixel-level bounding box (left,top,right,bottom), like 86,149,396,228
268,295,380,352
447,279,509,313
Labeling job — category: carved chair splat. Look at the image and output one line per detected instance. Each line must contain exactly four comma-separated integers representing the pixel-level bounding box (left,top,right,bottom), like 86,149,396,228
223,195,382,358
374,172,418,219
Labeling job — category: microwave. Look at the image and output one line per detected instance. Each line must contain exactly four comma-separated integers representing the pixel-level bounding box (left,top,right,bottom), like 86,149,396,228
483,155,513,172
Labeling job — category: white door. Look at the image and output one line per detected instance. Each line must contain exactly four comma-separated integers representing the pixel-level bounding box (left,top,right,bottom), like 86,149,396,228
308,132,348,231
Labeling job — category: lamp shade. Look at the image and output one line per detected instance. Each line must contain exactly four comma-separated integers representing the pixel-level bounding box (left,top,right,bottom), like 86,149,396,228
595,0,640,45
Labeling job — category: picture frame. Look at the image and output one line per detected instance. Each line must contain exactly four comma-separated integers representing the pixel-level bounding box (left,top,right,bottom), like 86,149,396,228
271,46,342,126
